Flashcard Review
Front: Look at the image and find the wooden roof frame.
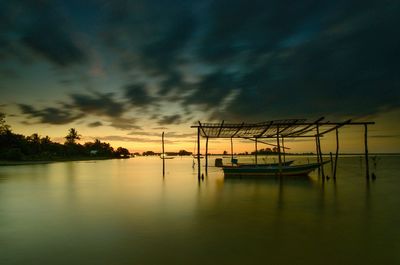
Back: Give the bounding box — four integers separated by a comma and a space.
191, 117, 375, 139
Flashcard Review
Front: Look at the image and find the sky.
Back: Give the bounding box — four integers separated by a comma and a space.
0, 0, 399, 153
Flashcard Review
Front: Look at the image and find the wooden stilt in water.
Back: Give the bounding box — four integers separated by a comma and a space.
316, 124, 325, 179
205, 137, 209, 175
315, 136, 320, 176
197, 127, 201, 179
364, 124, 370, 180
333, 129, 339, 179
282, 137, 286, 163
330, 152, 333, 175
277, 125, 282, 176
162, 131, 165, 177
230, 137, 234, 165
255, 138, 258, 165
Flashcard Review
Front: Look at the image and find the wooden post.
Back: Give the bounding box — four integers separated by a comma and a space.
315, 135, 320, 176
205, 137, 209, 175
315, 136, 320, 163
333, 128, 339, 179
197, 127, 201, 179
162, 132, 165, 177
277, 125, 282, 175
316, 124, 325, 178
255, 138, 258, 165
364, 124, 370, 180
282, 137, 286, 163
330, 152, 333, 175
230, 137, 234, 165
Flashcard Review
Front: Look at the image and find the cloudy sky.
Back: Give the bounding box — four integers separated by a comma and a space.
1, 0, 399, 153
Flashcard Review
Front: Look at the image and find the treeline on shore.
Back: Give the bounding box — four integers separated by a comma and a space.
0, 113, 130, 161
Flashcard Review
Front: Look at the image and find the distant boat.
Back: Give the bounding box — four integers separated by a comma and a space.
160, 153, 174, 159
193, 154, 204, 159
222, 162, 327, 177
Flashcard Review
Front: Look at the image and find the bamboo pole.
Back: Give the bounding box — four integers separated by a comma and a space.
330, 152, 333, 175
231, 137, 234, 165
315, 136, 320, 163
162, 132, 165, 177
277, 125, 282, 176
255, 138, 258, 165
334, 128, 339, 179
315, 135, 320, 176
364, 124, 370, 180
316, 124, 325, 178
205, 137, 209, 175
282, 137, 286, 163
197, 127, 201, 179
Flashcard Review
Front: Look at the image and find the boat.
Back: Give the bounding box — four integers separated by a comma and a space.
237, 160, 294, 167
192, 154, 204, 159
222, 162, 326, 177
160, 153, 174, 159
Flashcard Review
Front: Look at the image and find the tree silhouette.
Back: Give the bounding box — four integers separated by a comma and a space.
1, 122, 130, 161
115, 147, 130, 157
0, 112, 11, 134
65, 128, 81, 145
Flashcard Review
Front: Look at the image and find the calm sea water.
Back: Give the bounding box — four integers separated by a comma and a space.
1, 155, 399, 265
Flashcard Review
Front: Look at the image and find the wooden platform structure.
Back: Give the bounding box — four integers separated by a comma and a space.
191, 117, 375, 180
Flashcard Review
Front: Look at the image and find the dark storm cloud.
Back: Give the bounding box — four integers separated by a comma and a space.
197, 0, 319, 63
103, 0, 197, 96
22, 26, 86, 67
69, 92, 126, 117
4, 0, 400, 127
105, 0, 195, 71
183, 71, 237, 108
158, 114, 182, 125
18, 92, 139, 129
0, 1, 87, 67
88, 121, 103, 128
158, 70, 184, 96
184, 0, 400, 121
124, 84, 155, 107
109, 117, 141, 131
18, 104, 83, 125
139, 13, 195, 74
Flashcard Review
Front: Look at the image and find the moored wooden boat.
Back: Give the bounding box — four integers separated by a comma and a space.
237, 160, 294, 167
222, 162, 325, 177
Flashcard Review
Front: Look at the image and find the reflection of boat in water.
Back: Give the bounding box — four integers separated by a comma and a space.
160, 154, 174, 159
222, 162, 326, 177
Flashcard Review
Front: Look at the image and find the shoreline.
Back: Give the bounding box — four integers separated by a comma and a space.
0, 157, 128, 166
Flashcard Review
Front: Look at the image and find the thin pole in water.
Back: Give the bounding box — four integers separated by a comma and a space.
197, 127, 201, 179
277, 125, 282, 176
162, 132, 165, 177
255, 138, 258, 165
315, 135, 320, 176
316, 124, 325, 179
364, 124, 370, 180
230, 137, 234, 166
205, 137, 209, 175
334, 128, 339, 179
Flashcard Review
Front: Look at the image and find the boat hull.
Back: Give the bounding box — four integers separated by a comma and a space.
237, 160, 294, 167
222, 163, 323, 177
